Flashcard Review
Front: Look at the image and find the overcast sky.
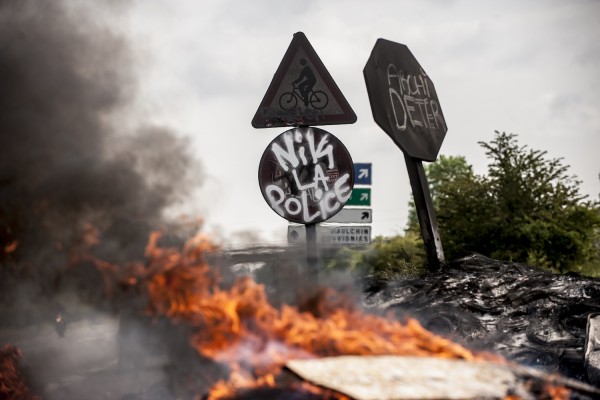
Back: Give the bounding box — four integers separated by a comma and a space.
103, 0, 599, 247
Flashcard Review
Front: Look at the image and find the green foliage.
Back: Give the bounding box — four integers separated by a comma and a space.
325, 234, 426, 279
406, 155, 474, 234
408, 131, 600, 274
363, 234, 427, 278
433, 172, 497, 258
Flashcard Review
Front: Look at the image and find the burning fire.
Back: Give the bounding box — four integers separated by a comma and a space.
128, 232, 520, 399
0, 345, 40, 400
1, 229, 570, 399
3, 240, 19, 254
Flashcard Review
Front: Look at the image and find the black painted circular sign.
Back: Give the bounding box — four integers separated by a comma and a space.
258, 127, 354, 224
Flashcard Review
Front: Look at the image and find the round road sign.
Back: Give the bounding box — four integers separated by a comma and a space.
258, 127, 354, 224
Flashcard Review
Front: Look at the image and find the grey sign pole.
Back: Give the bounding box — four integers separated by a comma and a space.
305, 222, 319, 284
404, 155, 444, 271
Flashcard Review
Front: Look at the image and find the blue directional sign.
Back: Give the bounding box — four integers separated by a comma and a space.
354, 163, 372, 185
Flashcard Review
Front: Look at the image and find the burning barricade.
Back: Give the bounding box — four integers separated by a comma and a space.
2, 231, 599, 399
104, 233, 596, 399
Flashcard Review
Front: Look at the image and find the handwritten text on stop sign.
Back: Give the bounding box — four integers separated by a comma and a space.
387, 65, 447, 133
264, 129, 351, 223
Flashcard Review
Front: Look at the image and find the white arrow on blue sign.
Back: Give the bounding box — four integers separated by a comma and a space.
354, 163, 372, 185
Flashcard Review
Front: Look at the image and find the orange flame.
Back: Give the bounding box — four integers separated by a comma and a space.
139, 233, 507, 398
0, 345, 41, 400
4, 240, 19, 254
89, 231, 569, 399
0, 219, 571, 399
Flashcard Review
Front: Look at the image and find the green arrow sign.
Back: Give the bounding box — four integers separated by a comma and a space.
346, 188, 371, 206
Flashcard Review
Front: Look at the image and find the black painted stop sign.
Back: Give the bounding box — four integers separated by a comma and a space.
364, 39, 447, 161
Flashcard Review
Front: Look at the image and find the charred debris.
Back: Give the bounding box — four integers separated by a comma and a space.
363, 253, 600, 387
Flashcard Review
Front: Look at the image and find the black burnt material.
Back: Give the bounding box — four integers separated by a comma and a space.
227, 388, 326, 400
363, 254, 600, 385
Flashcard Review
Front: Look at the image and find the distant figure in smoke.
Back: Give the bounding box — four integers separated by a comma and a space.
292, 58, 316, 106
55, 312, 66, 337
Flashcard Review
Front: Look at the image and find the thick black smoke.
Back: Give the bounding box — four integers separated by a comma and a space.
0, 1, 201, 294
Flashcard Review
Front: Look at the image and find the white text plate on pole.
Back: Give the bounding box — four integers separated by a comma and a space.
327, 208, 372, 223
288, 225, 372, 245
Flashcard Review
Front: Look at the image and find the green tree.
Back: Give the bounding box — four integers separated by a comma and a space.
325, 234, 426, 279
362, 234, 426, 278
410, 131, 600, 273
406, 155, 474, 234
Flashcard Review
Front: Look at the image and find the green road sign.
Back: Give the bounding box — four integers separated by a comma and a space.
347, 188, 371, 206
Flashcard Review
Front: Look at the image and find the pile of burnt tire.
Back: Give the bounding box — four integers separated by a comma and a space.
363, 254, 600, 391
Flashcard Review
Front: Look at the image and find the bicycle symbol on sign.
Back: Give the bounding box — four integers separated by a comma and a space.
279, 59, 329, 111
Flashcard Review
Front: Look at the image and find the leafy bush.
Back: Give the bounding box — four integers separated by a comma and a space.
408, 131, 600, 274
325, 234, 426, 279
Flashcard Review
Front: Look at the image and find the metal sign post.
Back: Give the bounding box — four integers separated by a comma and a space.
305, 223, 318, 280
253, 32, 357, 287
364, 38, 448, 271
404, 154, 444, 271
257, 126, 355, 284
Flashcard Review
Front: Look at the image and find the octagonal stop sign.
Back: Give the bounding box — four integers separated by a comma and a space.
364, 39, 447, 162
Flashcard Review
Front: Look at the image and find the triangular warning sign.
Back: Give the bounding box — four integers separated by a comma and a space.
252, 32, 357, 129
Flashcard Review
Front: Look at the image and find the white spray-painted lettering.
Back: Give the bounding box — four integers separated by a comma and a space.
387, 64, 447, 133
264, 128, 352, 223
271, 130, 334, 172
